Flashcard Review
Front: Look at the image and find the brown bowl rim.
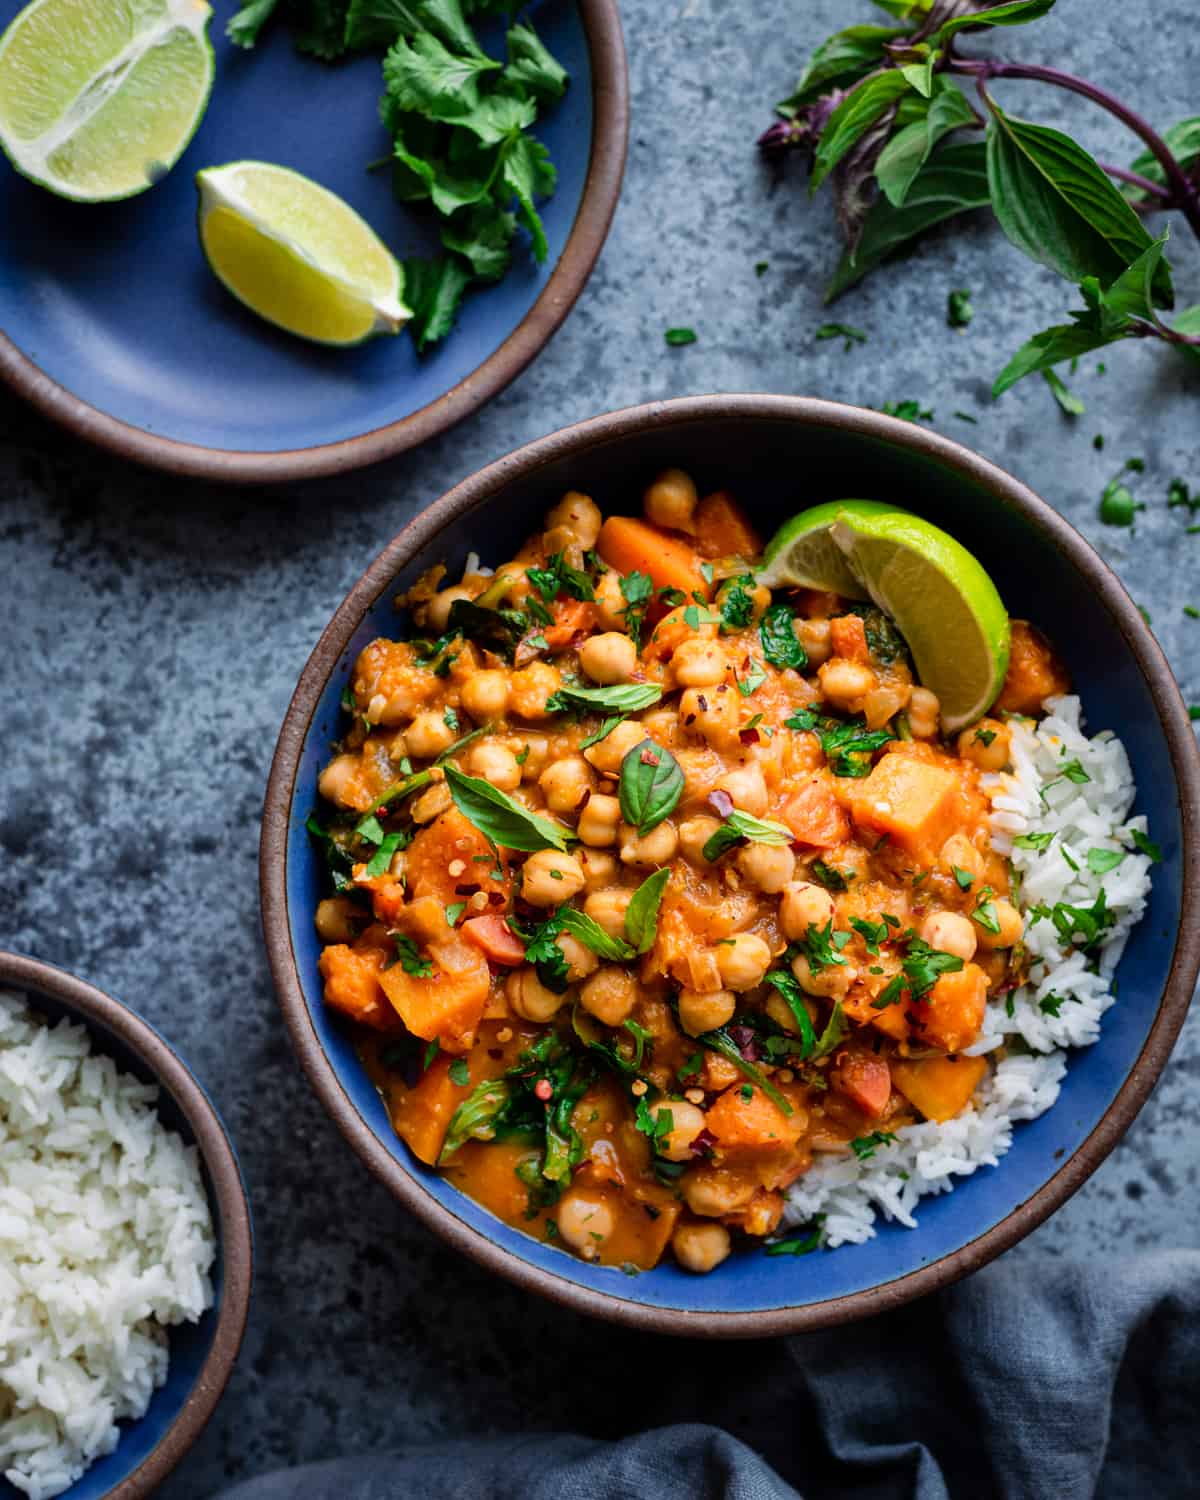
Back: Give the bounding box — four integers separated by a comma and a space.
0, 950, 254, 1494
0, 0, 629, 486
259, 393, 1200, 1338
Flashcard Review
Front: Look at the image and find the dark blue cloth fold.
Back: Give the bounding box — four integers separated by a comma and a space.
215, 1252, 1200, 1500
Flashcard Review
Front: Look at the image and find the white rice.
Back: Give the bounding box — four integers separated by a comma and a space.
0, 992, 216, 1500
782, 695, 1154, 1247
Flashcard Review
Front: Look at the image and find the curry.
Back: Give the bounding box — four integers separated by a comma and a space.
309, 471, 1069, 1275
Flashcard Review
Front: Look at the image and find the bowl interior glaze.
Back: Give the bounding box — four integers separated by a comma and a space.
270, 400, 1197, 1332
0, 960, 251, 1498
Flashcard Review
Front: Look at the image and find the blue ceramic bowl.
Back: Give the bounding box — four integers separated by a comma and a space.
0, 0, 627, 482
0, 952, 253, 1497
261, 396, 1200, 1336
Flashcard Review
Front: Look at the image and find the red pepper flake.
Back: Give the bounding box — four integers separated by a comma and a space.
739, 727, 760, 746
708, 788, 734, 819
488, 890, 507, 906
639, 746, 661, 767
534, 1078, 553, 1102
487, 1048, 503, 1060
454, 884, 481, 897
697, 694, 709, 712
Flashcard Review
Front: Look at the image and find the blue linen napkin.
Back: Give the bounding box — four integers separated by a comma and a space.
214, 1251, 1200, 1500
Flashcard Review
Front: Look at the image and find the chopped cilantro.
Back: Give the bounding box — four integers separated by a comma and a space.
810, 859, 854, 892
952, 866, 974, 891
947, 288, 973, 327
1128, 829, 1162, 862
392, 934, 433, 979
665, 326, 697, 346
816, 321, 868, 352
448, 1058, 470, 1087
850, 1130, 897, 1161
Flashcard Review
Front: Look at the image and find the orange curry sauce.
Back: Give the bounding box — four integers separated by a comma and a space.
311, 476, 1069, 1275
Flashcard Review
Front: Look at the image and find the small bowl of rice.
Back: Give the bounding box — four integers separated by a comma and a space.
0, 952, 252, 1500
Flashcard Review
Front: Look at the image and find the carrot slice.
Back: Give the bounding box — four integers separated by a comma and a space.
461, 915, 526, 967
597, 515, 711, 599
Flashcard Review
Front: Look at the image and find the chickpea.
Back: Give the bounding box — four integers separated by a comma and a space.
556, 1192, 615, 1253
672, 638, 728, 688
579, 968, 639, 1026
779, 881, 835, 940
584, 887, 633, 940
796, 618, 832, 669
539, 755, 595, 815
460, 669, 510, 723
521, 849, 585, 907
315, 896, 360, 943
939, 832, 985, 883
467, 740, 521, 791
713, 762, 768, 818
736, 842, 796, 894
975, 897, 1023, 950
506, 967, 569, 1023
516, 733, 551, 781
644, 467, 698, 533
424, 584, 473, 634
678, 816, 722, 865
583, 718, 646, 774
579, 631, 638, 685
593, 569, 627, 630
672, 1220, 732, 1274
716, 932, 772, 992
908, 686, 942, 740
580, 848, 619, 890
957, 718, 1012, 773
818, 657, 877, 709
620, 820, 679, 867
578, 793, 622, 847
677, 988, 736, 1037
317, 753, 361, 809
411, 782, 452, 824
684, 1168, 756, 1218
921, 910, 977, 961
544, 490, 602, 549
678, 685, 740, 750
651, 1099, 708, 1162
406, 711, 456, 760
509, 661, 562, 721
556, 932, 599, 983
791, 950, 855, 1000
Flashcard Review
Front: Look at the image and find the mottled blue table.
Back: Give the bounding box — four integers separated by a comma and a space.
1, 1, 1196, 1493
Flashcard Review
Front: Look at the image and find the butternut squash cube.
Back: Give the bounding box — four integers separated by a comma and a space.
379, 938, 491, 1052
845, 754, 960, 860
891, 1054, 988, 1123
908, 963, 988, 1053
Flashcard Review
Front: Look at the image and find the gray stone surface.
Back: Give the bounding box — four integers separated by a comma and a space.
1, 1, 1198, 1494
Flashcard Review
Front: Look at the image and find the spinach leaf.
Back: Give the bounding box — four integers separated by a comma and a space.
619, 740, 684, 835
759, 603, 809, 670
439, 1076, 513, 1161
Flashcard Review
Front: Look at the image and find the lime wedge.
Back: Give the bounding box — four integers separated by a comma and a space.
757, 499, 906, 595
829, 509, 1010, 732
0, 0, 214, 202
197, 161, 411, 347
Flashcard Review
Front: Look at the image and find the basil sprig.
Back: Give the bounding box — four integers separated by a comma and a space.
547, 682, 663, 714
624, 868, 670, 955
443, 765, 572, 852
702, 809, 794, 862
619, 740, 684, 836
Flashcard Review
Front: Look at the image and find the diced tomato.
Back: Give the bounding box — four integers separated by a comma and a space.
829, 1046, 892, 1119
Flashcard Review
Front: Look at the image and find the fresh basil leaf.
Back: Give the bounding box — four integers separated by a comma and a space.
1123, 116, 1200, 199
899, 48, 938, 100
875, 79, 977, 208
933, 0, 1057, 43
624, 868, 670, 955
778, 24, 907, 113
619, 740, 684, 836
992, 321, 1127, 396
557, 907, 635, 961
439, 1077, 513, 1162
1100, 232, 1172, 321
828, 141, 990, 299
702, 810, 794, 862
986, 108, 1170, 300
444, 765, 571, 851
365, 831, 406, 877
1043, 369, 1085, 415
579, 714, 625, 751
810, 1000, 849, 1059
759, 602, 809, 670
549, 682, 663, 714
811, 71, 914, 195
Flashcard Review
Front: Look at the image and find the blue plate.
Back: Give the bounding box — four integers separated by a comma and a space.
0, 0, 626, 480
0, 958, 253, 1499
264, 398, 1200, 1333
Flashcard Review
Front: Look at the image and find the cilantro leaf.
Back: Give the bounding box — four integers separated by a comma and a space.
759, 602, 808, 671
